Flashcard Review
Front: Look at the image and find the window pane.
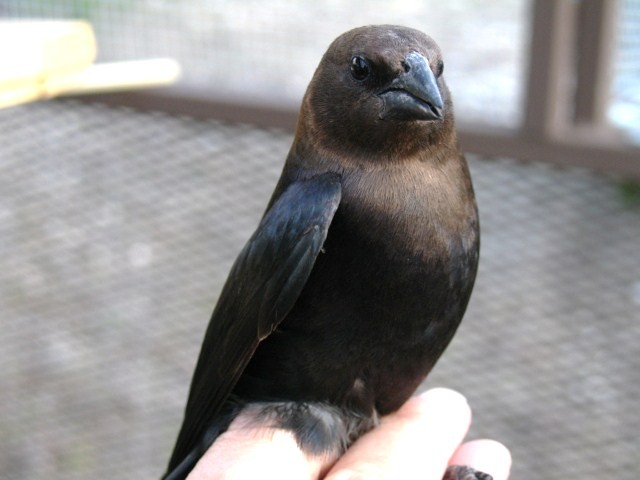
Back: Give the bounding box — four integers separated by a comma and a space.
610, 0, 640, 143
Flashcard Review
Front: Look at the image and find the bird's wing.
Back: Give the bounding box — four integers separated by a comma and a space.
168, 172, 342, 470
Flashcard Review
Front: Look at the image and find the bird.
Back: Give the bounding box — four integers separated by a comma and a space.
163, 25, 482, 480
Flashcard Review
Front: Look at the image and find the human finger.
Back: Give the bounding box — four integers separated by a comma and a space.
448, 439, 511, 480
325, 388, 472, 480
186, 413, 328, 480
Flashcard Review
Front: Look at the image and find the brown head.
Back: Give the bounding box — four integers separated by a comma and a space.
294, 25, 457, 163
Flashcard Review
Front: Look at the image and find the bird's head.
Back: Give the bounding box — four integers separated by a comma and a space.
296, 25, 456, 162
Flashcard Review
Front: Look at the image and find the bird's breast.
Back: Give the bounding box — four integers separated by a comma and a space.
242, 161, 478, 414
339, 164, 476, 264
294, 164, 478, 347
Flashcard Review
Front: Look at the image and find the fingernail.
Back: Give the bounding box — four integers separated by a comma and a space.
399, 388, 471, 424
454, 439, 512, 480
418, 388, 469, 408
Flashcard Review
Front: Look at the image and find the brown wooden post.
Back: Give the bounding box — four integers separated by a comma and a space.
574, 0, 618, 128
522, 0, 577, 139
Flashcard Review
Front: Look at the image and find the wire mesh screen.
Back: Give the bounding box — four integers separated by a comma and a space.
1, 100, 639, 480
1, 0, 529, 128
4, 0, 640, 140
1, 1, 640, 479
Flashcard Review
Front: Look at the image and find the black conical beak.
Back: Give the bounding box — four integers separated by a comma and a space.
378, 52, 444, 121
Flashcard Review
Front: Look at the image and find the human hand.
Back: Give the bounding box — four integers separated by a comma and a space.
186, 388, 511, 480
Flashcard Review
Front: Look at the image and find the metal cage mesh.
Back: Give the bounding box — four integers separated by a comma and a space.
1, 100, 639, 480
1, 0, 529, 127
3, 0, 639, 138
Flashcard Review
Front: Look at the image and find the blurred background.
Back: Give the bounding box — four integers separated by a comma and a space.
1, 1, 639, 479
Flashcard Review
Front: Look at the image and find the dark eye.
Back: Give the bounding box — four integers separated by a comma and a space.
350, 55, 370, 81
436, 59, 444, 77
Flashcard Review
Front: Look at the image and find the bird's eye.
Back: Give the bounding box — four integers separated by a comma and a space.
350, 56, 370, 81
436, 59, 444, 77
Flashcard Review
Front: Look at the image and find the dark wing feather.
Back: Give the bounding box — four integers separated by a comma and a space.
166, 173, 342, 473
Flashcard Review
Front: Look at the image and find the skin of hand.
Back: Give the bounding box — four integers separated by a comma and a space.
185, 388, 511, 480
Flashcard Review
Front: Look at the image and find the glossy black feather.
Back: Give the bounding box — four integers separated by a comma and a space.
165, 173, 341, 475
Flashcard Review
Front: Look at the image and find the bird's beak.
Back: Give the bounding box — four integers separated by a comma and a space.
378, 52, 444, 121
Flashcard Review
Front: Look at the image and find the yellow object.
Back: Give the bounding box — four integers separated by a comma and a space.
0, 20, 181, 108
58, 58, 182, 96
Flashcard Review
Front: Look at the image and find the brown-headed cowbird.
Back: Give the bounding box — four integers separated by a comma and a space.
163, 25, 482, 480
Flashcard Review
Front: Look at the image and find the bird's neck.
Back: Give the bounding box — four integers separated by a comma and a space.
293, 100, 458, 169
